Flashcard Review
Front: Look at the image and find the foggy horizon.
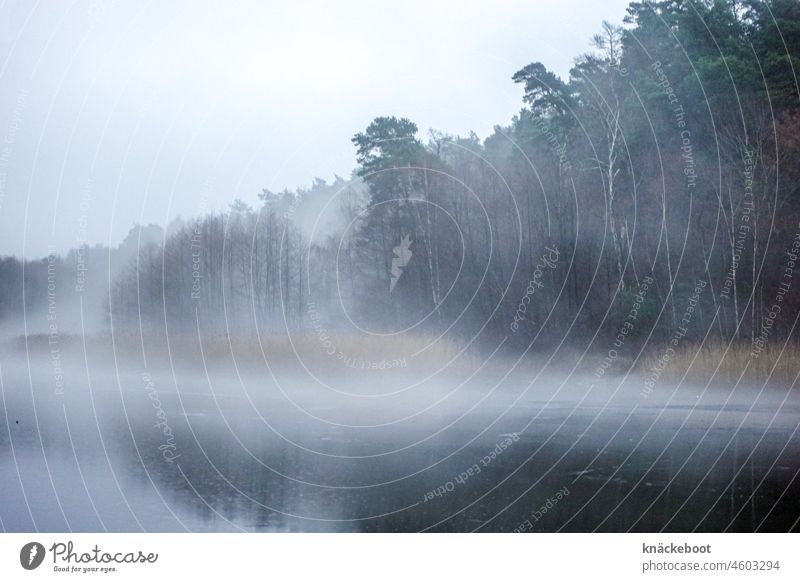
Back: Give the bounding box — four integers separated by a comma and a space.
0, 0, 631, 259
2, 0, 800, 560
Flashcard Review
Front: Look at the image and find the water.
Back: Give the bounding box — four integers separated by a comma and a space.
1, 352, 799, 532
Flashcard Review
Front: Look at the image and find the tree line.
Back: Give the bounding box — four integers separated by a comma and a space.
2, 0, 799, 356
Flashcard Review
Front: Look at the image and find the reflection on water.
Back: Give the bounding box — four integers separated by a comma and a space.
1, 357, 799, 532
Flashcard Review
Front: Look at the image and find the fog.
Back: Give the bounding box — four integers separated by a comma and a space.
2, 0, 800, 533
1, 336, 799, 532
0, 0, 631, 259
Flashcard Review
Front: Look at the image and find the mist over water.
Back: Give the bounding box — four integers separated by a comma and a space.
2, 338, 799, 532
2, 0, 800, 534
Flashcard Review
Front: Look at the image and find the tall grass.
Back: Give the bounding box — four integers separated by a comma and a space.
638, 341, 800, 389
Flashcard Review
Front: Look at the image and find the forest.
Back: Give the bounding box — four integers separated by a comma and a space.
2, 0, 800, 373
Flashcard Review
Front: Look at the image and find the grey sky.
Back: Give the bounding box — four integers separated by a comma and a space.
0, 0, 631, 258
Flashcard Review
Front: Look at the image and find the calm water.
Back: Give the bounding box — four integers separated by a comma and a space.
1, 354, 799, 532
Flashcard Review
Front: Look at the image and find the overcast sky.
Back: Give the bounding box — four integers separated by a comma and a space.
0, 0, 631, 258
